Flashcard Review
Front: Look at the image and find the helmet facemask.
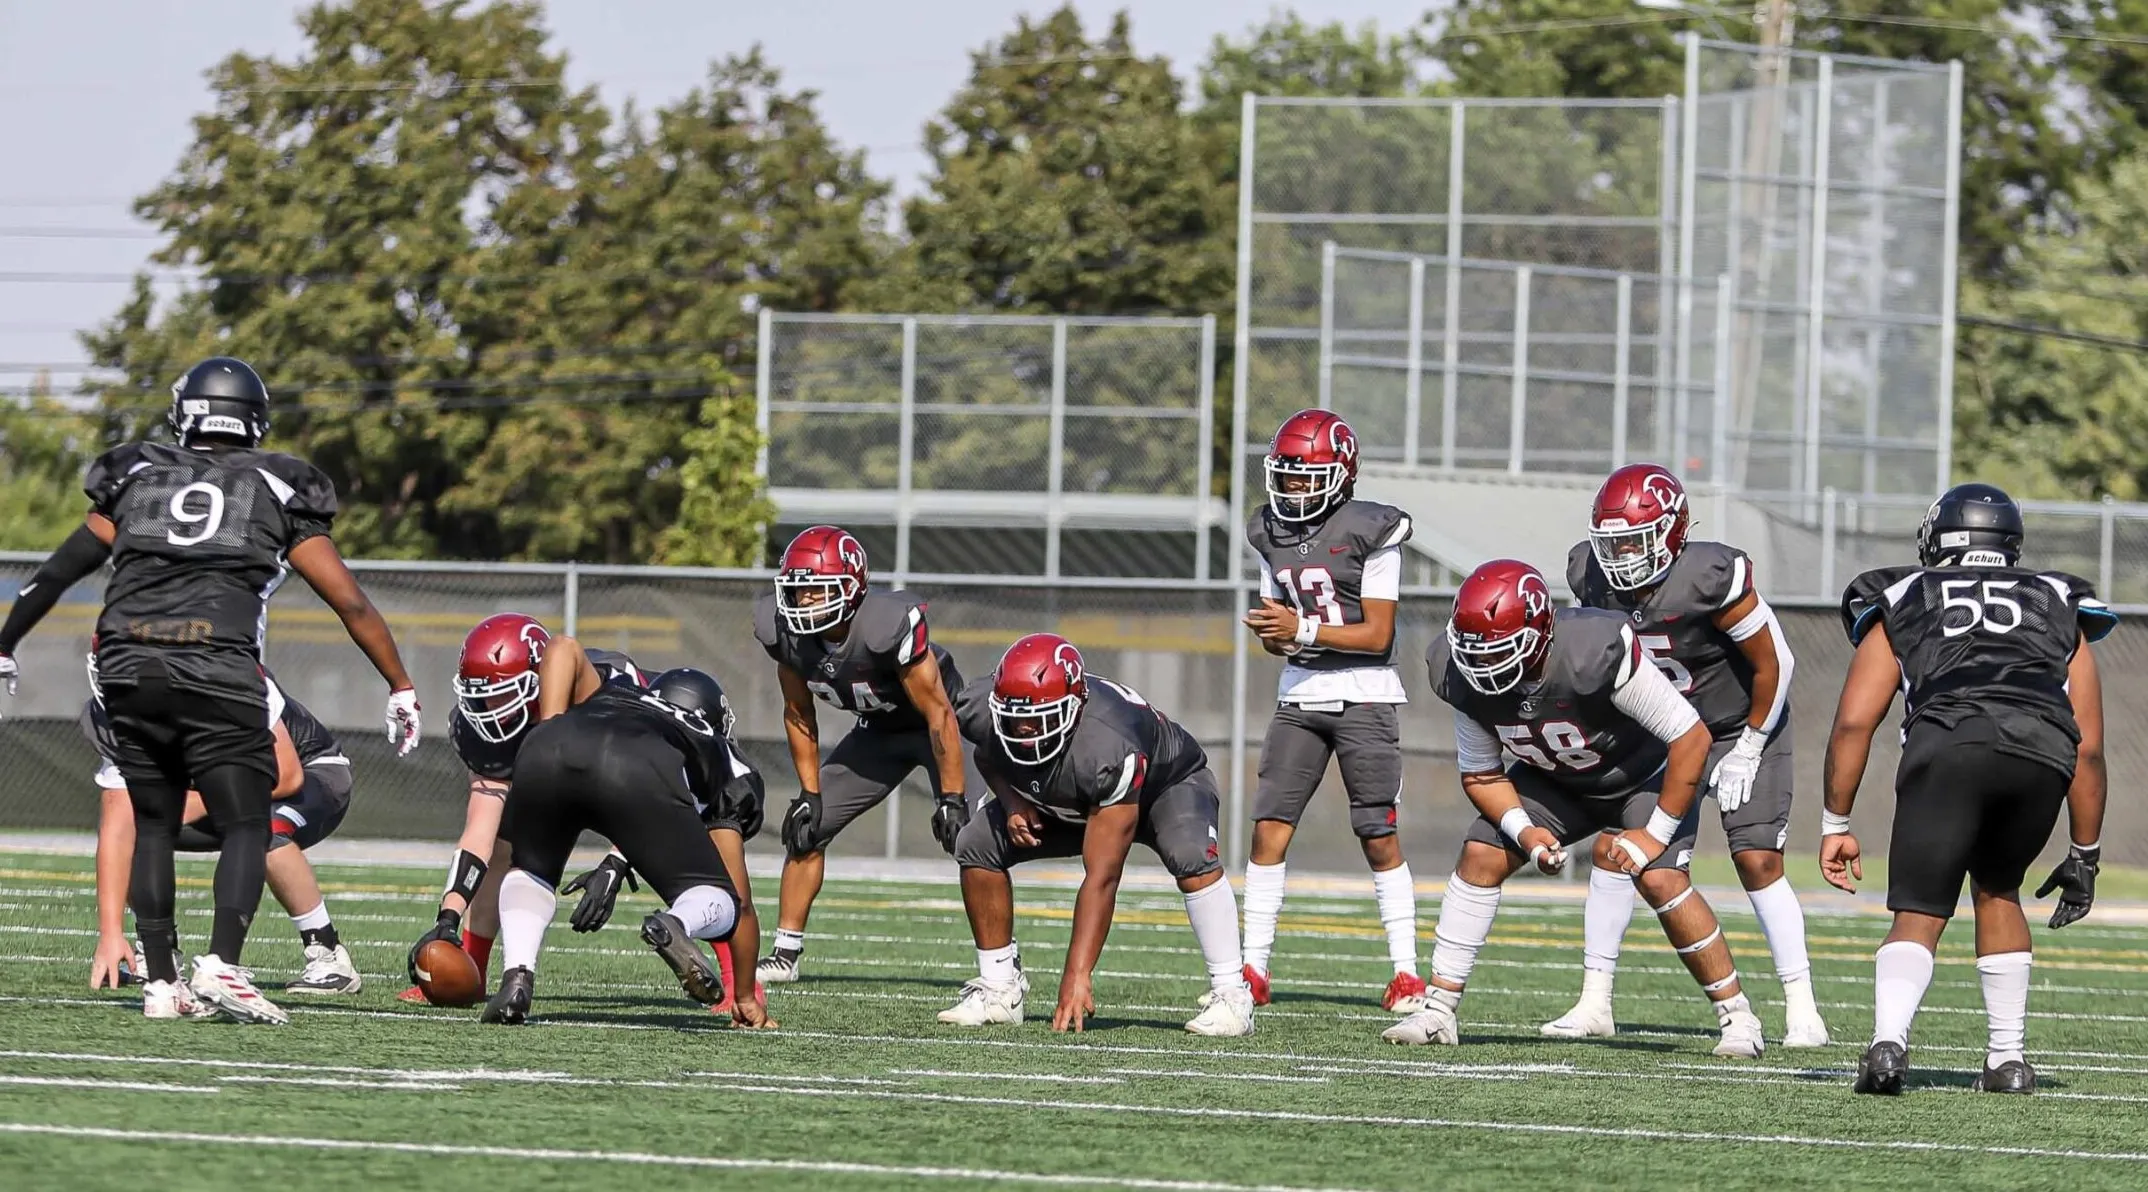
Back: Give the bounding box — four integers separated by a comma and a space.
989, 690, 1082, 766
1264, 455, 1348, 523
1588, 512, 1678, 591
775, 573, 859, 635
456, 670, 540, 744
1447, 620, 1544, 695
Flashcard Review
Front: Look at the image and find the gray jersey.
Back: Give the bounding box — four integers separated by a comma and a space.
1429, 606, 1664, 798
754, 589, 961, 735
1247, 499, 1412, 671
957, 673, 1206, 824
1568, 538, 1756, 737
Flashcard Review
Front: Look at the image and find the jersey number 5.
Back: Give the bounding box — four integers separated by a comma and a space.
1636, 633, 1693, 693
1940, 579, 2022, 637
809, 679, 893, 713
1497, 721, 1602, 771
1273, 566, 1344, 626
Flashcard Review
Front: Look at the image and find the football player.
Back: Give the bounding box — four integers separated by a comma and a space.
1545, 465, 1826, 1047
753, 526, 972, 986
1386, 559, 1765, 1057
479, 672, 770, 1028
937, 633, 1254, 1036
85, 674, 363, 1004
399, 614, 645, 1004
0, 357, 418, 1025
1824, 484, 2112, 1096
1240, 409, 1425, 1013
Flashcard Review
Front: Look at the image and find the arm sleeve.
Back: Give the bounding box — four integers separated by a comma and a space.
0, 524, 111, 653
1611, 655, 1703, 744
1360, 546, 1402, 601
1734, 605, 1794, 733
1452, 710, 1505, 773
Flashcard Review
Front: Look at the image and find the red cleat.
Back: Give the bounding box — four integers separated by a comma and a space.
1243, 964, 1272, 1007
1381, 970, 1429, 1012
398, 984, 432, 1005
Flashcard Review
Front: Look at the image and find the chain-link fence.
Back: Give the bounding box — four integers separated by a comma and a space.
758, 311, 1224, 581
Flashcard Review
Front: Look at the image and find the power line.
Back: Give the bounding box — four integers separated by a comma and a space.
1959, 314, 2148, 355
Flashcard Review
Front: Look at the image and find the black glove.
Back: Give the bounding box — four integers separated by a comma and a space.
407, 909, 463, 985
930, 791, 970, 855
2036, 843, 2100, 929
560, 854, 638, 933
781, 790, 823, 860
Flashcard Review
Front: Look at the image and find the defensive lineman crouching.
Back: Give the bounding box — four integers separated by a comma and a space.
938, 633, 1255, 1036
1386, 559, 1765, 1057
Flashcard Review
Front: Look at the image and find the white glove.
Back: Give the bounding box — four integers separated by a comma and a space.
386, 687, 422, 757
0, 652, 18, 713
1709, 726, 1768, 813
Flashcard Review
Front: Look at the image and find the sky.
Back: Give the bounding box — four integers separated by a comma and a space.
0, 0, 1442, 392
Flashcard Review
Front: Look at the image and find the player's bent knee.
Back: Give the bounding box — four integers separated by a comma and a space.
1454, 840, 1516, 887
1176, 869, 1222, 894
1635, 868, 1691, 908
1732, 848, 1784, 887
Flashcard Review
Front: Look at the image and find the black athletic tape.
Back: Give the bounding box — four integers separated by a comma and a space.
445, 849, 488, 900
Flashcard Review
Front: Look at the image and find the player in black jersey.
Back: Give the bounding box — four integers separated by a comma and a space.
399, 612, 645, 1004
0, 357, 417, 1025
752, 525, 973, 986
1241, 409, 1425, 1014
1823, 484, 2112, 1096
1548, 464, 1827, 1047
1388, 559, 1766, 1057
940, 634, 1254, 1036
478, 679, 772, 1028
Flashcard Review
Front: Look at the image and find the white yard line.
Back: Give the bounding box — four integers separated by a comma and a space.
0, 1074, 218, 1094
893, 1069, 1128, 1085
1104, 1069, 1332, 1084
215, 1075, 463, 1091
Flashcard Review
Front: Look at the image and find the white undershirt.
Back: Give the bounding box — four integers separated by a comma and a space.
1262, 545, 1408, 705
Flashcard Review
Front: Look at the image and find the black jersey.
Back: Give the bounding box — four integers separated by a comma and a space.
85, 441, 336, 701
1569, 538, 1757, 737
1246, 499, 1412, 671
449, 648, 642, 782
753, 589, 961, 734
1429, 606, 1665, 799
549, 682, 739, 813
956, 673, 1206, 824
81, 685, 342, 769
1842, 565, 2116, 776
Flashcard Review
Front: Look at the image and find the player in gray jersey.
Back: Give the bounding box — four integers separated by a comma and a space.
1240, 408, 1425, 1014
937, 634, 1254, 1037
1384, 559, 1766, 1058
1823, 484, 2112, 1096
752, 526, 974, 986
1545, 464, 1827, 1047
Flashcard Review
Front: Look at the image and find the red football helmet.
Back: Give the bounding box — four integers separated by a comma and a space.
1588, 464, 1690, 591
1447, 559, 1556, 695
456, 613, 552, 743
1265, 408, 1359, 523
774, 525, 869, 635
989, 632, 1089, 766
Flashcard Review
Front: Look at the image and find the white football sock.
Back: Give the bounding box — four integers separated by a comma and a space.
1713, 991, 1753, 1024
1371, 862, 1419, 976
773, 928, 805, 954
668, 884, 739, 941
289, 900, 332, 934
1746, 874, 1813, 985
1872, 939, 1935, 1048
1184, 879, 1249, 994
977, 943, 1020, 985
1240, 861, 1286, 974
1429, 875, 1503, 995
1977, 950, 2032, 1067
496, 869, 557, 973
1582, 865, 1636, 975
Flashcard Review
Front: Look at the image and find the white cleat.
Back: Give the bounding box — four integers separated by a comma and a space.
936, 976, 1027, 1026
756, 949, 802, 986
141, 978, 215, 1020
1381, 1002, 1460, 1046
285, 943, 362, 995
189, 954, 290, 1026
1713, 1008, 1767, 1059
1185, 986, 1256, 1037
1783, 1007, 1832, 1049
1541, 997, 1617, 1039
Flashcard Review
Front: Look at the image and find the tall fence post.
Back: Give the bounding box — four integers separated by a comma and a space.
1442, 102, 1466, 470
1934, 60, 1964, 495
1228, 95, 1258, 872
1657, 93, 1680, 461
1819, 487, 1838, 602
1195, 315, 1217, 581
1711, 275, 1733, 487
1228, 575, 1251, 869
1612, 273, 1633, 470
1046, 319, 1068, 581
896, 316, 917, 583
563, 561, 580, 638
1508, 265, 1531, 474
1675, 33, 1700, 473
1318, 240, 1337, 411
1802, 55, 1834, 515
2101, 495, 2118, 601
1404, 256, 1426, 467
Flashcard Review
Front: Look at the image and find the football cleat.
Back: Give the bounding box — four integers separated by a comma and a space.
1381, 971, 1428, 1014
1243, 964, 1271, 1007
757, 947, 803, 985
1541, 997, 1617, 1039
397, 984, 432, 1004
642, 912, 723, 1005
189, 954, 289, 1026
1185, 986, 1256, 1037
481, 966, 535, 1025
1854, 1040, 1908, 1096
1381, 1002, 1460, 1046
1973, 1059, 2036, 1094
141, 978, 216, 1021
936, 976, 1028, 1026
1712, 1007, 1766, 1059
1783, 1006, 1831, 1049
285, 943, 362, 995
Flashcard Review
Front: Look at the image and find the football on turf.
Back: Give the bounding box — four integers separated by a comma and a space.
414, 939, 484, 1007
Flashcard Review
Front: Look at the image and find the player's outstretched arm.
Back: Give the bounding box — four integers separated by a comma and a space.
2039, 636, 2106, 928
1817, 624, 1898, 892
270, 721, 304, 798
1602, 652, 1707, 872
90, 785, 135, 988
776, 665, 822, 794
534, 634, 603, 720
0, 522, 111, 668
287, 537, 418, 750
899, 650, 968, 811
1058, 801, 1140, 1032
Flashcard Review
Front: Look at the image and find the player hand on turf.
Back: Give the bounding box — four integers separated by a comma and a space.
1596, 828, 1663, 877
561, 854, 638, 933
780, 790, 822, 859
1052, 972, 1096, 1033
89, 933, 133, 990
1709, 727, 1767, 813
2036, 843, 2099, 929
386, 687, 422, 756
930, 792, 970, 855
0, 652, 18, 706
731, 990, 779, 1030
1818, 831, 1863, 894
1518, 826, 1567, 875
407, 910, 463, 985
1242, 598, 1301, 645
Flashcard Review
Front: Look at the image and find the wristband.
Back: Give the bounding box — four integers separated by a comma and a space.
1820, 810, 1852, 836
1294, 616, 1321, 646
1498, 807, 1534, 846
1644, 806, 1682, 845
2072, 840, 2101, 859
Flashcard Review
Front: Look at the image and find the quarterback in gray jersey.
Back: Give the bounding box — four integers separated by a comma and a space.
935, 633, 1255, 1037
1240, 408, 1425, 1015
1548, 464, 1828, 1048
1384, 559, 1767, 1060
752, 526, 973, 988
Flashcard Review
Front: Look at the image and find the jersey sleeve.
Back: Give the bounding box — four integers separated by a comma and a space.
1089, 750, 1147, 812
2047, 572, 2119, 644
1677, 540, 1754, 611
750, 593, 785, 662
1244, 510, 1272, 554
1351, 503, 1413, 554
81, 444, 146, 515
1840, 567, 1909, 645
1609, 653, 1703, 743
1566, 610, 1644, 698
260, 455, 338, 545
1565, 541, 1595, 603
953, 674, 996, 748
1424, 635, 1463, 706
858, 593, 932, 668
1452, 709, 1503, 773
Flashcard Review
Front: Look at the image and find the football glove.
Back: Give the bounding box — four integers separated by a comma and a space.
781, 790, 823, 859
386, 687, 422, 756
560, 854, 638, 933
930, 792, 970, 855
0, 652, 17, 704
2036, 843, 2099, 930
406, 909, 464, 985
1708, 726, 1768, 813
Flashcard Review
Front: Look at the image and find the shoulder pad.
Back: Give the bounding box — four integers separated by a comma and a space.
751, 592, 783, 654
1677, 540, 1754, 611
1245, 508, 1274, 552
259, 454, 339, 520
954, 675, 996, 746
859, 591, 931, 662
1841, 566, 1917, 645
450, 710, 516, 781
83, 443, 151, 512
1556, 607, 1640, 696
2045, 571, 2119, 644
586, 648, 644, 688
1424, 634, 1462, 705
1345, 501, 1413, 552
1565, 541, 1595, 603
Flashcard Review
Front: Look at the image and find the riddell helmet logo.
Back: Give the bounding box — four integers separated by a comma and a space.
1517, 572, 1551, 619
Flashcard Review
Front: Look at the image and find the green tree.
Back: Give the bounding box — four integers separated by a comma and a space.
0, 378, 100, 551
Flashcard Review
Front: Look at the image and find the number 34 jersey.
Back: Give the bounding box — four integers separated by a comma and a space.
84, 441, 337, 697
1842, 564, 2117, 776
1247, 498, 1413, 704
753, 589, 962, 735
1567, 538, 1756, 738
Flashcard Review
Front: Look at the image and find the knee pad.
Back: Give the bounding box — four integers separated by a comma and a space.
1351, 800, 1400, 840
